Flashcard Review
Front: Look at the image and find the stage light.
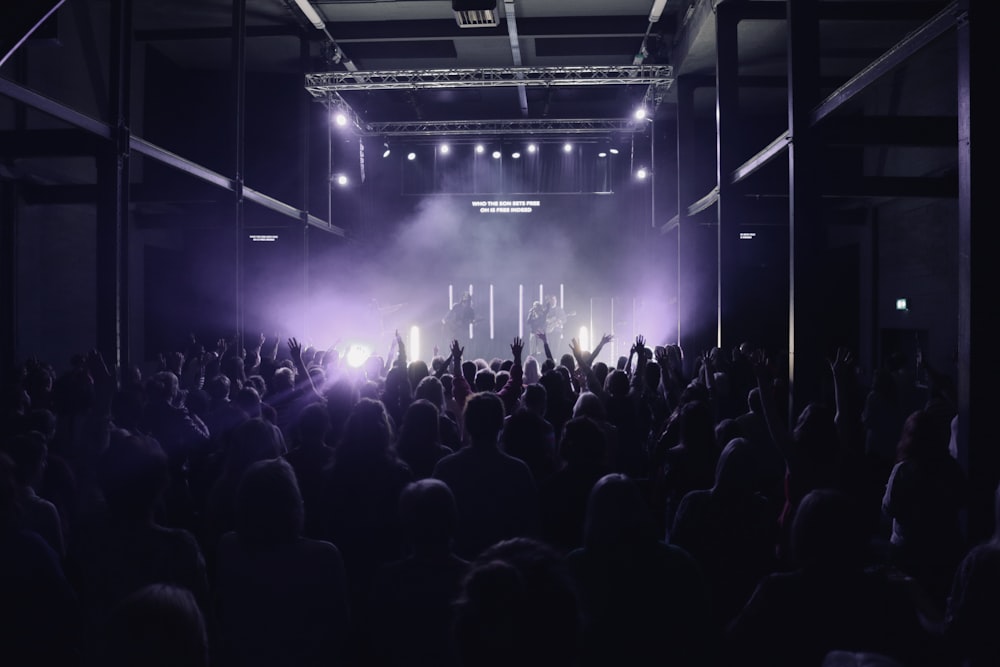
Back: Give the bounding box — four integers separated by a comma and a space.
563, 143, 573, 153
492, 150, 502, 159
335, 174, 348, 186
334, 112, 348, 127
579, 326, 591, 353
527, 143, 537, 153
511, 152, 521, 159
476, 144, 485, 154
293, 0, 326, 29
609, 148, 620, 154
636, 167, 648, 179
598, 152, 607, 158
346, 344, 370, 368
409, 326, 420, 363
382, 143, 391, 158
439, 143, 450, 155
634, 107, 647, 120
407, 152, 416, 161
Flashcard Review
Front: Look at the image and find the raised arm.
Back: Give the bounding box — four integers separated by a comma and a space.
535, 331, 554, 363
288, 337, 323, 401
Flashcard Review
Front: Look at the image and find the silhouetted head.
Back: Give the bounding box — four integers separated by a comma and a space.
145, 371, 180, 405
712, 437, 760, 497
523, 357, 540, 385
399, 478, 458, 551
521, 383, 547, 415
235, 457, 303, 546
103, 583, 208, 667
294, 401, 330, 447
465, 392, 505, 444
224, 418, 282, 478
408, 360, 430, 389
99, 432, 169, 522
583, 473, 658, 549
233, 386, 262, 419
474, 369, 496, 393
896, 408, 952, 463
6, 431, 47, 487
398, 399, 440, 453
790, 488, 867, 572
559, 354, 576, 373
679, 400, 715, 451
454, 537, 580, 667
414, 375, 445, 411
205, 374, 231, 401
336, 398, 395, 467
559, 417, 607, 468
604, 369, 629, 398
572, 392, 606, 422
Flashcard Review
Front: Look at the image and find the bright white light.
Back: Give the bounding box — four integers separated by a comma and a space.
563, 143, 572, 153
634, 107, 647, 120
407, 152, 416, 161
598, 152, 607, 158
527, 144, 537, 153
492, 150, 501, 159
335, 174, 348, 186
579, 326, 590, 353
294, 0, 326, 29
409, 326, 420, 363
346, 344, 370, 368
609, 148, 620, 154
475, 144, 485, 154
636, 167, 648, 179
334, 112, 348, 126
439, 144, 450, 154
382, 144, 391, 158
511, 152, 521, 159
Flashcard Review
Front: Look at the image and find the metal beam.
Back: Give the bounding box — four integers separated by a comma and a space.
810, 1, 958, 126
0, 79, 344, 236
688, 186, 719, 216
365, 118, 649, 137
731, 130, 791, 185
305, 65, 674, 95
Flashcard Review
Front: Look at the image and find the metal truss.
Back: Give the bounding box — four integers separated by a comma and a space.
305, 65, 674, 95
361, 118, 650, 137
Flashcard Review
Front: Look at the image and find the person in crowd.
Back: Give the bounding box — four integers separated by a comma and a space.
433, 389, 540, 559
883, 406, 968, 608
396, 398, 453, 480
502, 382, 557, 483
726, 488, 932, 667
453, 537, 582, 667
283, 400, 334, 538
368, 479, 469, 667
216, 458, 350, 667
567, 473, 712, 667
946, 480, 1000, 667
101, 583, 209, 667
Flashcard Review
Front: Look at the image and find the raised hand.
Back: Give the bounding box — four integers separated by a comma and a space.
535, 330, 547, 344
634, 335, 646, 356
510, 337, 524, 364
450, 339, 464, 361
288, 337, 303, 364
828, 347, 855, 378
600, 333, 614, 346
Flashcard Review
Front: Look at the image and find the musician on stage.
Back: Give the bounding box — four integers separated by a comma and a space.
443, 292, 476, 341
528, 295, 568, 354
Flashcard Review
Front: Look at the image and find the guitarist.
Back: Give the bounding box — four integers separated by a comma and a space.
443, 292, 476, 341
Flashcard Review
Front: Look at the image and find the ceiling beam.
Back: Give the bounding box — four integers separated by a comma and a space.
364, 118, 649, 137
305, 65, 674, 95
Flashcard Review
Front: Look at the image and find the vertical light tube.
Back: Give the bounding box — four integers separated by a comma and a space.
610, 298, 615, 361
539, 283, 544, 305
590, 298, 594, 349
560, 283, 564, 309
518, 284, 524, 339
468, 284, 474, 339
410, 325, 420, 364
449, 284, 454, 311
489, 284, 495, 340
579, 326, 590, 353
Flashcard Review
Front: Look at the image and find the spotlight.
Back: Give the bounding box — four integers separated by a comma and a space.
598, 152, 607, 158
527, 143, 537, 153
335, 174, 348, 186
409, 326, 420, 363
634, 107, 647, 120
439, 144, 450, 155
512, 152, 521, 159
407, 152, 416, 161
475, 144, 485, 154
563, 143, 572, 153
609, 148, 620, 155
636, 167, 648, 180
334, 112, 348, 127
492, 150, 501, 159
382, 143, 391, 158
345, 344, 370, 368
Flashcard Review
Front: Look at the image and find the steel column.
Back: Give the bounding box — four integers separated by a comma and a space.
715, 0, 740, 350
787, 0, 823, 420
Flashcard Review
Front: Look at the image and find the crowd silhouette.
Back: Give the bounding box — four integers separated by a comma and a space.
0, 326, 995, 666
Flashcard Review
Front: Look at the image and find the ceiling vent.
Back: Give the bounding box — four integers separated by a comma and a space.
453, 0, 499, 28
